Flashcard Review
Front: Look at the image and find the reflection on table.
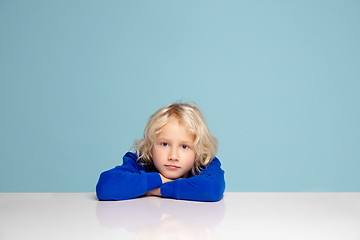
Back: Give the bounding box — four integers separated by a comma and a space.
96, 196, 225, 240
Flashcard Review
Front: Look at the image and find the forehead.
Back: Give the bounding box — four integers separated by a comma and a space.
157, 120, 195, 142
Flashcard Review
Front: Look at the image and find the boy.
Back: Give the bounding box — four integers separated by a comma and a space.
96, 102, 225, 201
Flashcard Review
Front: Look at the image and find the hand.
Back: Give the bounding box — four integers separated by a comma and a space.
144, 187, 161, 196
159, 173, 176, 184
144, 173, 177, 197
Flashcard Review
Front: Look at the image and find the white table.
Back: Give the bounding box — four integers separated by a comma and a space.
0, 192, 359, 240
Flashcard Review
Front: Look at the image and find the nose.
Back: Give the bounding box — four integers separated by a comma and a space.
168, 147, 179, 161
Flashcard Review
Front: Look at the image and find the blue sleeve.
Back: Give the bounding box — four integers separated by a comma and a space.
160, 157, 226, 202
96, 152, 163, 201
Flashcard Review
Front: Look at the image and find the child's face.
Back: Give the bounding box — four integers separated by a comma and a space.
152, 119, 196, 179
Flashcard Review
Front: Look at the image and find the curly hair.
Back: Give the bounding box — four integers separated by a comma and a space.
132, 101, 218, 175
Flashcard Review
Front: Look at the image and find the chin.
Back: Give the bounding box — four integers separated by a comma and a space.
163, 172, 182, 180
167, 175, 182, 180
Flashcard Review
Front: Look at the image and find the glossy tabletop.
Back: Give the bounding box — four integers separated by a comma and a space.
0, 192, 359, 239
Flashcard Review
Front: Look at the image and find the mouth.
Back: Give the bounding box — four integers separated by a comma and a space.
165, 165, 180, 170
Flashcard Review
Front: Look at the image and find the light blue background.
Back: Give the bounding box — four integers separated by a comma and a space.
1, 1, 359, 192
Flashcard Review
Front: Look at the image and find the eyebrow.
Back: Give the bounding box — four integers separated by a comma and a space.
156, 138, 193, 145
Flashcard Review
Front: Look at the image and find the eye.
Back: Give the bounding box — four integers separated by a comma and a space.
161, 142, 168, 147
181, 145, 188, 149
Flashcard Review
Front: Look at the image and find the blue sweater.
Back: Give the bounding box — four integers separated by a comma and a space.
96, 152, 225, 202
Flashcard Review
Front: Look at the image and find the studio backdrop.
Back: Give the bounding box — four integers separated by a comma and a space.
1, 0, 359, 192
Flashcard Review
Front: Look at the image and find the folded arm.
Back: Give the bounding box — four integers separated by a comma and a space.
96, 153, 225, 202
96, 152, 162, 200
160, 157, 226, 202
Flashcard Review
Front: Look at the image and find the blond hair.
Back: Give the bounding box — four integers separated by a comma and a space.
133, 101, 218, 175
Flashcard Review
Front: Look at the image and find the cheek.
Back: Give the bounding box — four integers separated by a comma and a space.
184, 152, 196, 169
152, 147, 164, 165
152, 147, 159, 163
